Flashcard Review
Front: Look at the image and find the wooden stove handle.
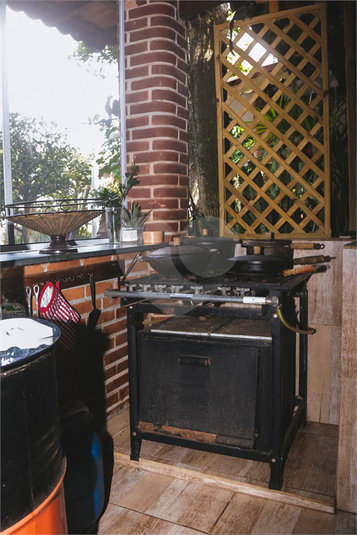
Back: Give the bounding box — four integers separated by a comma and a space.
293, 255, 334, 265
283, 264, 330, 276
290, 243, 325, 250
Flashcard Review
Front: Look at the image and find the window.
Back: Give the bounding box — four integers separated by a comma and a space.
0, 4, 119, 245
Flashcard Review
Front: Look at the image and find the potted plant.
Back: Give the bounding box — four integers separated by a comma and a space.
120, 202, 151, 244
92, 164, 140, 242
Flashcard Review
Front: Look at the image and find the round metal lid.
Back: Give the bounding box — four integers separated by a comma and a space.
148, 244, 211, 258
0, 318, 61, 372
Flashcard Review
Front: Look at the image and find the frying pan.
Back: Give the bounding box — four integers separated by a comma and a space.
140, 244, 215, 278
241, 238, 325, 261
228, 255, 293, 274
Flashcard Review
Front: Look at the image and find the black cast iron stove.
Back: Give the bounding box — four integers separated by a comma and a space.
107, 270, 311, 490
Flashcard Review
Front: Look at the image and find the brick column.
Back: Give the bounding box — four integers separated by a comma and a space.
125, 0, 189, 238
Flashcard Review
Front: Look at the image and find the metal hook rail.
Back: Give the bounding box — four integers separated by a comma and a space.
1, 260, 125, 301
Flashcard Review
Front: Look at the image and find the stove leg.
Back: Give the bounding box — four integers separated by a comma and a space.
299, 289, 309, 428
269, 290, 284, 491
130, 435, 142, 461
269, 459, 283, 490
127, 304, 143, 462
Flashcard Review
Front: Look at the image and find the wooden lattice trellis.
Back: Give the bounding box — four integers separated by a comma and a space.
214, 3, 330, 238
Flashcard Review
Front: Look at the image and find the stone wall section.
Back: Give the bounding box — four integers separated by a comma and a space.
125, 0, 189, 238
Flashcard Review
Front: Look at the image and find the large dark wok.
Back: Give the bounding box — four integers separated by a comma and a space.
140, 243, 215, 278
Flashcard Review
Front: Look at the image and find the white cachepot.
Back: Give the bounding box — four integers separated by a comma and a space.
120, 226, 144, 245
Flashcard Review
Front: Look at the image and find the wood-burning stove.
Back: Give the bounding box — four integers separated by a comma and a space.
107, 271, 311, 490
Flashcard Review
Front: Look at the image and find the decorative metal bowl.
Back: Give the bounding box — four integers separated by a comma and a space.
5, 199, 102, 254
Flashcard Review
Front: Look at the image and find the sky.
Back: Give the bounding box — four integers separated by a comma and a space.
3, 7, 119, 157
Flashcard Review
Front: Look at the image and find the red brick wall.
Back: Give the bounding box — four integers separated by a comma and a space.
1, 256, 151, 424
125, 0, 189, 239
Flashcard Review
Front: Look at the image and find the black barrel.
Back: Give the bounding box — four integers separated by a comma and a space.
1, 318, 64, 532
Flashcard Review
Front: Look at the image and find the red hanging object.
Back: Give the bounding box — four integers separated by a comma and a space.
39, 282, 80, 350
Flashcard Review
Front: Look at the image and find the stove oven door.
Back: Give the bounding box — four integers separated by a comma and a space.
137, 320, 267, 449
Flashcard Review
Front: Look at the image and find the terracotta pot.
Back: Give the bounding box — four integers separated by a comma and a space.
143, 231, 164, 245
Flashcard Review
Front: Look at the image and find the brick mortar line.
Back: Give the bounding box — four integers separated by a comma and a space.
101, 321, 127, 332
66, 295, 121, 306
105, 369, 129, 386
106, 397, 129, 415
105, 379, 129, 394
111, 354, 129, 367
128, 34, 186, 46
127, 119, 188, 128
109, 340, 128, 352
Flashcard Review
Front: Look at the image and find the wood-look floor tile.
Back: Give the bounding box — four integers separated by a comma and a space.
333, 511, 357, 534
153, 444, 195, 463
174, 484, 234, 532
198, 454, 268, 488
106, 410, 129, 438
211, 492, 266, 535
98, 505, 140, 534
293, 507, 336, 534
176, 447, 219, 470
143, 474, 233, 532
203, 452, 254, 477
144, 517, 204, 535
250, 501, 301, 534
146, 479, 201, 523
98, 503, 117, 534
140, 439, 166, 458
165, 523, 207, 535
109, 465, 147, 505
237, 459, 271, 482
99, 503, 206, 535
127, 514, 187, 535
99, 505, 154, 535
282, 487, 335, 506
282, 433, 337, 496
113, 427, 130, 452
118, 471, 174, 512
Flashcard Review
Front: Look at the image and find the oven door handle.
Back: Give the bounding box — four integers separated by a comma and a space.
179, 355, 211, 367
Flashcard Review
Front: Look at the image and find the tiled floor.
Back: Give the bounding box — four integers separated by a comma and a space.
97, 410, 356, 535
